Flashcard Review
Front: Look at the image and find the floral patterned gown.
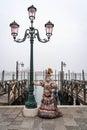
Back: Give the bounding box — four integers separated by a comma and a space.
38, 79, 63, 119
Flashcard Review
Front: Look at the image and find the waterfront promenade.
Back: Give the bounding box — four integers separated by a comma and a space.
0, 106, 87, 130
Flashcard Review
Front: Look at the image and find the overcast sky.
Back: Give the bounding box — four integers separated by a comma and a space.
0, 0, 87, 73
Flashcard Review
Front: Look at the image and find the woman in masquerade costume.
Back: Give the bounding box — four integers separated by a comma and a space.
33, 68, 63, 119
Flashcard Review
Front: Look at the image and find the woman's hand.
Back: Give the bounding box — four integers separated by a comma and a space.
32, 81, 35, 85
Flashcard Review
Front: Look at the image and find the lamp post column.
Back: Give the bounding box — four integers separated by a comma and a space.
25, 33, 37, 108
30, 34, 34, 95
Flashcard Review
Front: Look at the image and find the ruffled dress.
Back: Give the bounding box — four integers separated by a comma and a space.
38, 80, 63, 119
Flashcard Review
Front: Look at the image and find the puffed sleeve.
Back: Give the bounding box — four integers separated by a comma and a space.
51, 82, 58, 89
40, 81, 45, 87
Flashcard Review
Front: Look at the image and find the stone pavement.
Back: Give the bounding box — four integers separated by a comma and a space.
0, 106, 87, 130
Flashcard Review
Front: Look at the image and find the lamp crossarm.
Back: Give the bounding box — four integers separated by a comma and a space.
14, 28, 50, 43
35, 29, 49, 43
14, 29, 30, 43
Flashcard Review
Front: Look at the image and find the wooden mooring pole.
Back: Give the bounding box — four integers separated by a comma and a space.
16, 61, 18, 81
1, 70, 5, 82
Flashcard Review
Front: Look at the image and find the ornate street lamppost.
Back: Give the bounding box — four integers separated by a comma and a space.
10, 5, 54, 109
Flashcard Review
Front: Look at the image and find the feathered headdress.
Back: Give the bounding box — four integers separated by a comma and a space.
47, 68, 53, 74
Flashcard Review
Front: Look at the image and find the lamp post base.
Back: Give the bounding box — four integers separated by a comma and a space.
23, 106, 38, 117
25, 94, 37, 108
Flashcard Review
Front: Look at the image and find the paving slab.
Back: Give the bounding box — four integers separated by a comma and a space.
0, 106, 87, 130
